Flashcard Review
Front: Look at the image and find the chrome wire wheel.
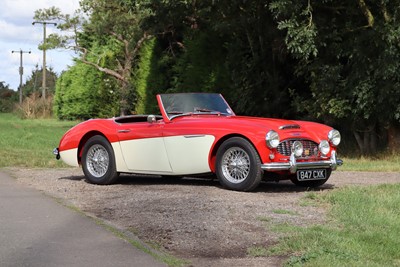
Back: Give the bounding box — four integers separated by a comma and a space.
86, 144, 110, 178
221, 147, 251, 184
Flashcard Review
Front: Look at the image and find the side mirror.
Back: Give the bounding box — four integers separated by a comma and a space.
147, 115, 156, 123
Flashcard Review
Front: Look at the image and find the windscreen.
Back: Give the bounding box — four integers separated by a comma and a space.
159, 93, 234, 119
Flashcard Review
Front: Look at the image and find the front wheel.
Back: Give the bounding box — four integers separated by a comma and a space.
215, 137, 262, 191
82, 135, 119, 185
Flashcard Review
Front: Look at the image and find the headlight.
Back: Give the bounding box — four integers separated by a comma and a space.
328, 129, 341, 146
266, 130, 280, 148
319, 140, 330, 156
291, 141, 303, 158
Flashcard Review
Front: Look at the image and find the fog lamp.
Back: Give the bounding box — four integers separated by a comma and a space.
291, 141, 303, 158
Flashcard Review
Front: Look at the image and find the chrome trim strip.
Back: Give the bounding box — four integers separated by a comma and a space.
184, 135, 206, 138
261, 151, 343, 173
118, 129, 131, 133
279, 124, 301, 130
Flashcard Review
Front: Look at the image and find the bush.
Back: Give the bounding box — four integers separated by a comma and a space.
15, 93, 53, 119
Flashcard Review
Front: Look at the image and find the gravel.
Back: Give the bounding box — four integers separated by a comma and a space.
6, 168, 400, 266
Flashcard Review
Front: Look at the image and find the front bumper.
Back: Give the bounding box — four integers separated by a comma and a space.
261, 150, 343, 173
53, 147, 60, 160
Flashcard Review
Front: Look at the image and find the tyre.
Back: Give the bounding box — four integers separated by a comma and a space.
82, 135, 119, 185
290, 169, 332, 188
215, 137, 262, 191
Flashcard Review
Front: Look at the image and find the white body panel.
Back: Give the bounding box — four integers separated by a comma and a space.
116, 135, 215, 175
112, 142, 129, 173
59, 148, 79, 167
164, 135, 215, 174
119, 137, 173, 173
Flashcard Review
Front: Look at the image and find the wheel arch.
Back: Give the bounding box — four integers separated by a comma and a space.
209, 134, 262, 173
77, 131, 110, 165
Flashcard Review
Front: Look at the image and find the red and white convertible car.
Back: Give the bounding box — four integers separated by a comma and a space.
54, 93, 343, 191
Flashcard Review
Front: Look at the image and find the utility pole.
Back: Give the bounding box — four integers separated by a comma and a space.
11, 49, 31, 104
32, 21, 57, 99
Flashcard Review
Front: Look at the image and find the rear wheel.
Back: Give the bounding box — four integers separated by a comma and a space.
290, 169, 332, 187
82, 135, 119, 185
216, 137, 262, 191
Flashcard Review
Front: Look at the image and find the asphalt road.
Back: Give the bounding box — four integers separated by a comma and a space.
0, 172, 166, 267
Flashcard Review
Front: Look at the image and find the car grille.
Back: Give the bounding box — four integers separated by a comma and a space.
277, 139, 319, 158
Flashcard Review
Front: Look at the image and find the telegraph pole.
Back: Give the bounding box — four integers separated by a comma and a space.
11, 49, 31, 104
32, 21, 57, 99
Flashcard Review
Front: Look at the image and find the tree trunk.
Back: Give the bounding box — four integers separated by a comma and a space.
353, 131, 365, 155
353, 122, 378, 155
388, 124, 400, 153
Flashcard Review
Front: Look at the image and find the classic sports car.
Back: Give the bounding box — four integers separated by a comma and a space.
54, 93, 343, 191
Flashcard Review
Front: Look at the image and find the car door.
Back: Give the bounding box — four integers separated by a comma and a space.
162, 119, 215, 175
116, 120, 173, 174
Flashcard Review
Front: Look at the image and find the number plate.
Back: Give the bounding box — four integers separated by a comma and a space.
296, 169, 326, 181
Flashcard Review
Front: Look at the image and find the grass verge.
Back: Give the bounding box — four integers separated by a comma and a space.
340, 155, 400, 172
266, 184, 400, 266
0, 113, 77, 168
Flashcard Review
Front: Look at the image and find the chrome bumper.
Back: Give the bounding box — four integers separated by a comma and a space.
261, 151, 343, 173
53, 148, 60, 160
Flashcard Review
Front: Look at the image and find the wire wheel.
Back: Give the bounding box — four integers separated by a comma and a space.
221, 147, 251, 184
86, 144, 110, 178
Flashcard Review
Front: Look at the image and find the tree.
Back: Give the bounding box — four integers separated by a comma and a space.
54, 59, 119, 120
34, 0, 153, 115
143, 0, 298, 117
269, 0, 400, 154
0, 82, 17, 112
21, 65, 58, 97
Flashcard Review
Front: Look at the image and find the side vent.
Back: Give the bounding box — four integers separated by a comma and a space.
279, 124, 301, 130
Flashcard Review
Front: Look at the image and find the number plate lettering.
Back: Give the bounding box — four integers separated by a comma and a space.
297, 169, 326, 181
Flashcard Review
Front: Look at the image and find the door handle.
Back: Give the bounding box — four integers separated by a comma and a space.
118, 129, 131, 133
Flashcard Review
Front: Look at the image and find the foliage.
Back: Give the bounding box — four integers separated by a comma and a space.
269, 0, 400, 154
34, 0, 153, 115
133, 38, 155, 114
54, 58, 119, 120
33, 0, 400, 154
15, 92, 53, 119
21, 66, 58, 97
0, 81, 17, 112
170, 30, 230, 94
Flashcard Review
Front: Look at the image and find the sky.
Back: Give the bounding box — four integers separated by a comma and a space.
0, 0, 81, 90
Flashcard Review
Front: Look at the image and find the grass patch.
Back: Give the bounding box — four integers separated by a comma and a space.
0, 113, 78, 168
340, 155, 400, 172
247, 246, 269, 257
269, 184, 400, 266
272, 209, 299, 216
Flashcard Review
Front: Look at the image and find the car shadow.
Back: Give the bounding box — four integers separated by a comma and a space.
58, 175, 85, 181
58, 173, 335, 193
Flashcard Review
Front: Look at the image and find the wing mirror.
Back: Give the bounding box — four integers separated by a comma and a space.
147, 115, 156, 123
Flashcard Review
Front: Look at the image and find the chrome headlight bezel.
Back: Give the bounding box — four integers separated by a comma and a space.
328, 129, 341, 146
266, 130, 280, 149
319, 140, 330, 156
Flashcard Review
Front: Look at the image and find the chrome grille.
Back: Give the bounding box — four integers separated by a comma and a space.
277, 139, 319, 158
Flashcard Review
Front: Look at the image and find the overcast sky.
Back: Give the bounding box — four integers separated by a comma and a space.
0, 0, 81, 90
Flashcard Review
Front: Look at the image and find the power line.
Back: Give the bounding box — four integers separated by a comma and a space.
32, 21, 57, 99
11, 49, 31, 104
